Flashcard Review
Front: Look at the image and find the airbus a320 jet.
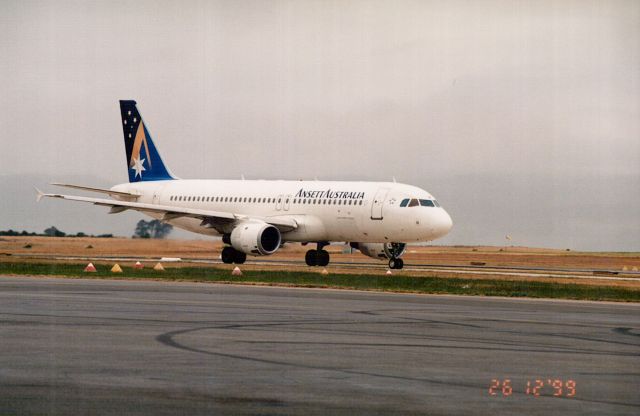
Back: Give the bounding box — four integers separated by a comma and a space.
38, 101, 452, 269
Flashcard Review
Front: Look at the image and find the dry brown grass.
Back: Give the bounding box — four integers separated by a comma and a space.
1, 236, 639, 289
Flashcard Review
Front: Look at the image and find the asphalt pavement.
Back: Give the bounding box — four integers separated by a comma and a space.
0, 276, 638, 415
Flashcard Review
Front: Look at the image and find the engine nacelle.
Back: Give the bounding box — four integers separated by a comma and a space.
350, 242, 407, 260
230, 222, 281, 255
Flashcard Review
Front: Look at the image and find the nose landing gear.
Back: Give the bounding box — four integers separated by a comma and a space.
388, 258, 404, 270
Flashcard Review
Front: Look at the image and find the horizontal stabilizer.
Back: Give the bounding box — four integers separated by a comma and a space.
34, 187, 44, 202
50, 183, 140, 200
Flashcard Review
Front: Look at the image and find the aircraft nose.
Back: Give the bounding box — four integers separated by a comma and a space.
432, 208, 453, 238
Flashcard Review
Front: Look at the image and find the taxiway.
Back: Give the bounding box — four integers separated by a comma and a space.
0, 276, 638, 415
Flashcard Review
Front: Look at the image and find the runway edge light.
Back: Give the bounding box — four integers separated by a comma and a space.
111, 264, 123, 273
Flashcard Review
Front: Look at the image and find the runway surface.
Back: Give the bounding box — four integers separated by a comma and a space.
0, 276, 638, 415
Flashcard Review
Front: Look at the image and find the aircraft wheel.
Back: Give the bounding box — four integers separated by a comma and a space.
234, 251, 247, 264
221, 246, 235, 264
389, 258, 404, 270
305, 249, 318, 266
317, 250, 330, 267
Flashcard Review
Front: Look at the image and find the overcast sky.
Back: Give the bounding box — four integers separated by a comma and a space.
1, 0, 638, 251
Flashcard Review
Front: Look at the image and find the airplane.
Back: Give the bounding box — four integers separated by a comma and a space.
37, 100, 453, 269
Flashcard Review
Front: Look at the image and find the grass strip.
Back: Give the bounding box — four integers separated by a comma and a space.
0, 262, 638, 302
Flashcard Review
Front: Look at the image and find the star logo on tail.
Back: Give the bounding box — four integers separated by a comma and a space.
131, 156, 146, 178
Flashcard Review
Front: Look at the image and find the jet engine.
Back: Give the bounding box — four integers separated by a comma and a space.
230, 222, 281, 255
350, 242, 407, 260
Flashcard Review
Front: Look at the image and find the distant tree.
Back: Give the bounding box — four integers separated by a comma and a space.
43, 226, 65, 237
0, 229, 36, 236
75, 232, 87, 237
133, 220, 151, 238
133, 220, 172, 239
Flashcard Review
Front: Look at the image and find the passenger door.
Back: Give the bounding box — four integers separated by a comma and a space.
370, 188, 389, 220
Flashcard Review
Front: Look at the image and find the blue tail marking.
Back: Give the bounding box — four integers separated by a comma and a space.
119, 100, 175, 182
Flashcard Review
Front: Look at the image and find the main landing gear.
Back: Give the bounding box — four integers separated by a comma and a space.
388, 258, 404, 270
305, 242, 330, 267
221, 246, 246, 264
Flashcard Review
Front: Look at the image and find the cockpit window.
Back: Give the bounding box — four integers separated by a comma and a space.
400, 197, 441, 208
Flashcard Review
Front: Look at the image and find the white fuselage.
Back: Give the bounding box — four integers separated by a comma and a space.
112, 179, 453, 244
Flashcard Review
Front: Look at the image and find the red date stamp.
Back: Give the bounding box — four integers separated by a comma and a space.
489, 379, 576, 398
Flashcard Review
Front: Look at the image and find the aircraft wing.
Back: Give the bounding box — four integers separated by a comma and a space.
35, 189, 298, 233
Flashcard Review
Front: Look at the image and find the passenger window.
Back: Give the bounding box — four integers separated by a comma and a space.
400, 199, 409, 207
420, 199, 435, 207
359, 200, 363, 205
408, 199, 419, 207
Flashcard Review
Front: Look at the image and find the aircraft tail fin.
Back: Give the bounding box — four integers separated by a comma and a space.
119, 100, 176, 183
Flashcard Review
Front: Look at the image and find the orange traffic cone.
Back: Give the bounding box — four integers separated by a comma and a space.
232, 267, 242, 276
153, 262, 165, 271
84, 263, 97, 272
385, 269, 392, 275
133, 261, 144, 269
110, 264, 123, 273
